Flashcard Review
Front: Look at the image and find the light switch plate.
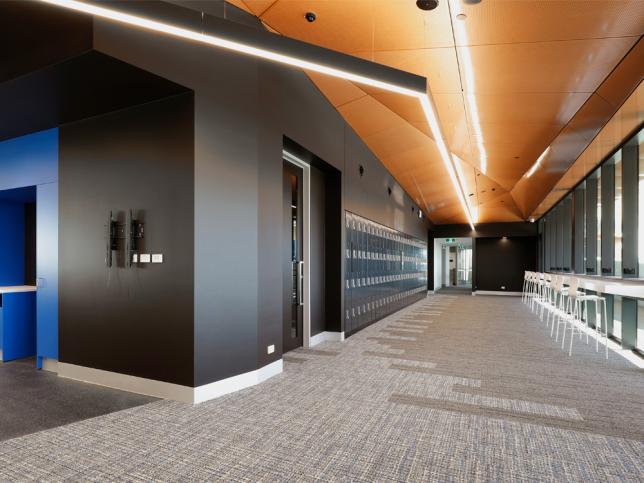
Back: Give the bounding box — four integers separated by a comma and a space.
132, 254, 138, 263
267, 345, 275, 354
139, 254, 151, 263
152, 254, 163, 263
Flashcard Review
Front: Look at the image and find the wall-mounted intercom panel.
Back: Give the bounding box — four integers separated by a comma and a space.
106, 209, 145, 268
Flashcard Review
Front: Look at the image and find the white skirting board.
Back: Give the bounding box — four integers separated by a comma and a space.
309, 331, 345, 347
58, 359, 283, 404
42, 358, 59, 373
473, 290, 522, 296
193, 359, 282, 404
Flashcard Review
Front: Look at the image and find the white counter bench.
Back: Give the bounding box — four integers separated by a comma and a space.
549, 274, 644, 299
0, 286, 37, 294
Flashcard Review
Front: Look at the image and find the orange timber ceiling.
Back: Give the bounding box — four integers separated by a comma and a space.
227, 0, 644, 225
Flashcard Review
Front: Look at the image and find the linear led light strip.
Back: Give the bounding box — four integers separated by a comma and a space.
451, 3, 486, 176
40, 0, 475, 229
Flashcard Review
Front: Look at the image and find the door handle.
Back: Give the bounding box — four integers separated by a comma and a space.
297, 261, 304, 306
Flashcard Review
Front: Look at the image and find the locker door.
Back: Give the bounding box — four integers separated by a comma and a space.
345, 212, 352, 334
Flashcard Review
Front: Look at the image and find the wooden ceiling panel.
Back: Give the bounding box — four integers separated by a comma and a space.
337, 95, 404, 138
380, 142, 443, 177
366, 91, 426, 125
306, 71, 366, 107
428, 202, 468, 224
477, 193, 524, 223
564, 93, 615, 142
471, 92, 590, 125
225, 0, 255, 15
450, 0, 644, 46
362, 121, 429, 160
232, 0, 644, 225
238, 0, 277, 16
531, 81, 644, 218
476, 122, 561, 150
438, 122, 473, 159
372, 0, 454, 51
597, 38, 644, 107
460, 37, 637, 94
259, 1, 375, 53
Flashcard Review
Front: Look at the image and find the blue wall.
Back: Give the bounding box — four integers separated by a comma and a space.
0, 129, 58, 365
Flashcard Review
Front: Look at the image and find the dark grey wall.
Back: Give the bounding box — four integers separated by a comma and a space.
475, 237, 537, 292
88, 8, 429, 386
310, 165, 326, 337
432, 222, 537, 239
59, 93, 195, 386
24, 203, 36, 286
429, 222, 537, 290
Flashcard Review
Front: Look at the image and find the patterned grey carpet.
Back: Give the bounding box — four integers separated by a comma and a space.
1, 295, 643, 481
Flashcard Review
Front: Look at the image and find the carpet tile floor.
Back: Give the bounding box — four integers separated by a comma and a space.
0, 295, 642, 481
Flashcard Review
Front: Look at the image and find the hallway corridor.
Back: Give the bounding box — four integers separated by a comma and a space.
1, 295, 642, 481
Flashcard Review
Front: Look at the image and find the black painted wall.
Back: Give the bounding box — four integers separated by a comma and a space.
475, 237, 537, 292
1, 0, 432, 388
429, 222, 537, 291
59, 93, 195, 386
90, 7, 429, 386
24, 203, 36, 286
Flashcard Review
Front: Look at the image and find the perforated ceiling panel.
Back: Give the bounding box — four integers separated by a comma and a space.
231, 0, 644, 224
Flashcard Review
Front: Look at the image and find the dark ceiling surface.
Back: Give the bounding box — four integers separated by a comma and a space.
0, 1, 190, 143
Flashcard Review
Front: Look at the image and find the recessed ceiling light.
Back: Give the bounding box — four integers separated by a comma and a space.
305, 12, 316, 22
456, 13, 467, 20
416, 0, 439, 11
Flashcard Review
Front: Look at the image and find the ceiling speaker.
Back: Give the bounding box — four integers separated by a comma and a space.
416, 0, 439, 11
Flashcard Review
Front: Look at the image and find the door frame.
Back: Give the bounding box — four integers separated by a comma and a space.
282, 150, 312, 348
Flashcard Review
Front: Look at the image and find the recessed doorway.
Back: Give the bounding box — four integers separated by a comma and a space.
281, 138, 342, 353
282, 158, 305, 353
433, 237, 473, 293
0, 186, 37, 363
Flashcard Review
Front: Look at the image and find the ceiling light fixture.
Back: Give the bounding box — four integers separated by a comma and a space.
525, 146, 551, 178
416, 0, 440, 11
39, 0, 475, 229
451, 2, 486, 176
452, 154, 478, 225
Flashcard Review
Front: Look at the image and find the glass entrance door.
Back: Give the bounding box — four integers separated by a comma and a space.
283, 159, 304, 353
456, 247, 473, 286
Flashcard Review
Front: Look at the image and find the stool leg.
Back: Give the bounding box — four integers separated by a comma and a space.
603, 300, 609, 360
569, 314, 574, 356
595, 302, 600, 352
584, 301, 589, 344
